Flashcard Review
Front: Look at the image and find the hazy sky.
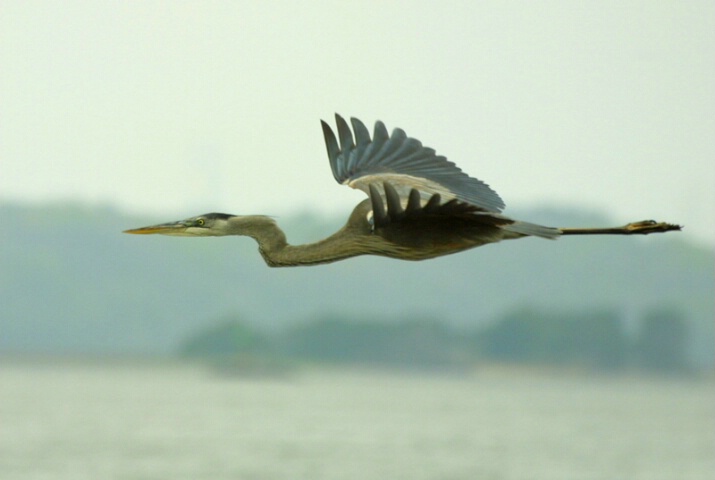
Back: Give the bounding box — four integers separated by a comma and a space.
2, 1, 713, 244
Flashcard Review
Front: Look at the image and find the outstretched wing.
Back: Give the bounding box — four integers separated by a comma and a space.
321, 114, 560, 239
321, 114, 505, 213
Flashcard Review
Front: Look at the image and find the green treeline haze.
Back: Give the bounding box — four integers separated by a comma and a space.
181, 306, 690, 374
1, 202, 713, 374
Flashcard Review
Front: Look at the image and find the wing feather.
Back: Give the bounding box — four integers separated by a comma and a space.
323, 114, 505, 213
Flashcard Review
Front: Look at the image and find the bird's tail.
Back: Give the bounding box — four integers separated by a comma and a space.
502, 221, 561, 239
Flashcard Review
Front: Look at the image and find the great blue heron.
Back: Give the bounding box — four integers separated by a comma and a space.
125, 114, 680, 267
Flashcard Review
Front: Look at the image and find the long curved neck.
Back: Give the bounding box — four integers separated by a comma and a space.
228, 209, 375, 267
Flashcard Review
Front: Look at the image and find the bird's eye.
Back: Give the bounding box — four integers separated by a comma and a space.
196, 219, 205, 226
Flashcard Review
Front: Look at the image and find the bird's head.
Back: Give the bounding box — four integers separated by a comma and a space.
124, 213, 237, 237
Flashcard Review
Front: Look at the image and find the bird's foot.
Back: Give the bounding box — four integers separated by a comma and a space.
624, 220, 682, 234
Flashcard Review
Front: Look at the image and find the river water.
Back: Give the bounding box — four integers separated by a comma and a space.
0, 360, 712, 479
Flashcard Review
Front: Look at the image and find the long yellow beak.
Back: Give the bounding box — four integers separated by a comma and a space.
123, 222, 187, 235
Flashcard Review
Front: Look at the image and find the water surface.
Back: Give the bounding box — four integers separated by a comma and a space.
1, 360, 712, 479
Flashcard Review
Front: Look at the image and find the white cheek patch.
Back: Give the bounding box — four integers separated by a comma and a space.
183, 227, 208, 236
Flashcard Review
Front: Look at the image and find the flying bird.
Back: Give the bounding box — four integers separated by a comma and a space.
124, 114, 680, 267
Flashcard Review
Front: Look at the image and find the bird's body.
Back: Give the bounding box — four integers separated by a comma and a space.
125, 115, 680, 267
202, 199, 510, 267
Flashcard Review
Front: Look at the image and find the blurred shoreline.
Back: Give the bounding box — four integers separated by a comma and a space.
2, 353, 712, 384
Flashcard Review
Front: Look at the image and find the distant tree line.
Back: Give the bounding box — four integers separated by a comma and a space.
178, 306, 691, 374
476, 306, 689, 372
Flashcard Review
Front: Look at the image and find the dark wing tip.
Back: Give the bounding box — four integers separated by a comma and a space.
321, 118, 341, 182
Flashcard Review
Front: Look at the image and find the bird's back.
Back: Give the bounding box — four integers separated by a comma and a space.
343, 197, 515, 261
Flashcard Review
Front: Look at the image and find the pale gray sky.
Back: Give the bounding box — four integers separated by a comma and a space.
2, 1, 713, 244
